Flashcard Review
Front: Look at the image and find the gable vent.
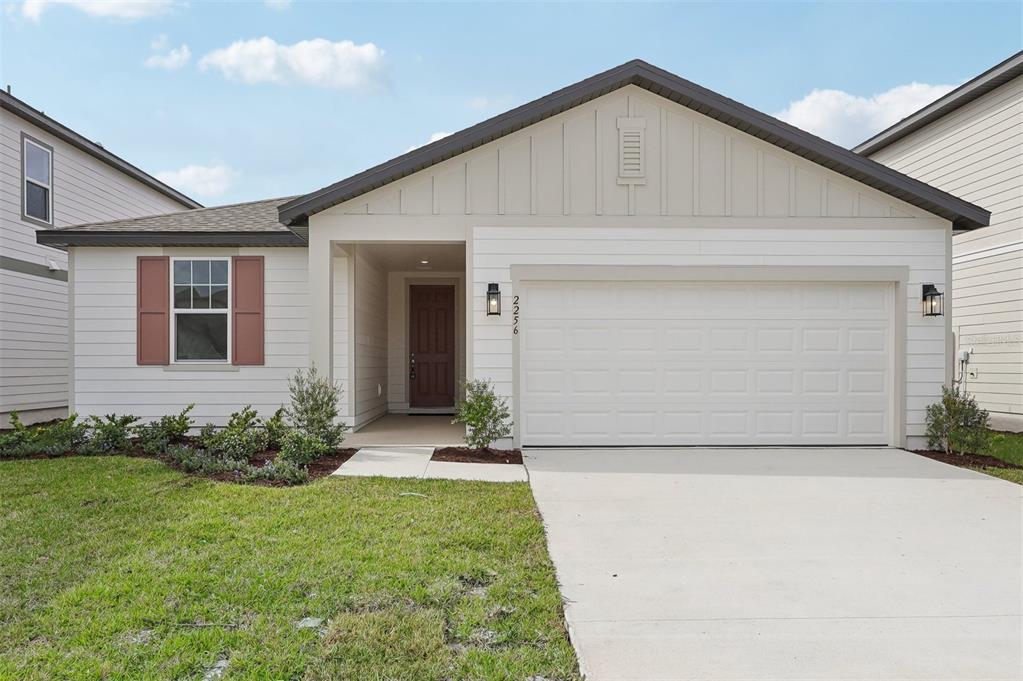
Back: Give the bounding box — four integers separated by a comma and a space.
617, 117, 646, 182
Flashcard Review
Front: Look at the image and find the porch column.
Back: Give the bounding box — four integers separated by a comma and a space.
308, 230, 333, 383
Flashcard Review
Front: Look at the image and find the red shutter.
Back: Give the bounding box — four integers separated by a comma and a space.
232, 256, 264, 365
137, 256, 170, 365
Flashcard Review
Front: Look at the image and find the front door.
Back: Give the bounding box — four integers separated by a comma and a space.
409, 285, 456, 409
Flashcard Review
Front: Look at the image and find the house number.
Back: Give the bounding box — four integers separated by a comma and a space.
513, 295, 520, 335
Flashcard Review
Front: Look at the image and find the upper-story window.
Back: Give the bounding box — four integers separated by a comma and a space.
22, 135, 53, 225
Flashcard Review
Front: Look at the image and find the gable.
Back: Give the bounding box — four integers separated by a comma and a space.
324, 86, 932, 221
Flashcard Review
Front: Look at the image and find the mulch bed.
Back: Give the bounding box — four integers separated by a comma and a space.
432, 446, 523, 464
190, 448, 359, 486
912, 449, 1023, 470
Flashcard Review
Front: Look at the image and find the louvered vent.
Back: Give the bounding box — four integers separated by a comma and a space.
617, 117, 646, 182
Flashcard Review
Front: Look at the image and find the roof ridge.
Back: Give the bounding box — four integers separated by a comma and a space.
49, 195, 299, 231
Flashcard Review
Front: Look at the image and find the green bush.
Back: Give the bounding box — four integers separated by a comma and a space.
241, 459, 310, 486
134, 405, 195, 455
197, 406, 268, 461
265, 407, 288, 450
0, 412, 34, 457
165, 444, 246, 476
285, 366, 348, 448
452, 379, 512, 449
926, 386, 991, 456
80, 414, 140, 455
278, 429, 329, 466
32, 414, 90, 456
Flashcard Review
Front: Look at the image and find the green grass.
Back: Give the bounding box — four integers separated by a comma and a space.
969, 430, 1023, 485
0, 457, 579, 680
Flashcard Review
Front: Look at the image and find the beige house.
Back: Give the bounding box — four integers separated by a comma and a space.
857, 51, 1022, 431
39, 60, 989, 449
0, 90, 198, 426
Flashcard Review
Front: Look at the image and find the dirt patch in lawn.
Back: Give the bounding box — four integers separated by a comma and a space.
432, 447, 522, 464
912, 449, 1023, 470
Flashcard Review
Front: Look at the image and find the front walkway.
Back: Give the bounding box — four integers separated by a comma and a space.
525, 447, 1023, 680
333, 446, 527, 482
345, 414, 465, 447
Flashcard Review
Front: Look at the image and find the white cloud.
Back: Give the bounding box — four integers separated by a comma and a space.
264, 0, 291, 9
775, 82, 957, 147
144, 36, 190, 70
156, 163, 237, 198
199, 37, 386, 90
406, 131, 451, 153
22, 0, 172, 21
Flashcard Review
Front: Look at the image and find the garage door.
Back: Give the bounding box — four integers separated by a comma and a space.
518, 280, 892, 446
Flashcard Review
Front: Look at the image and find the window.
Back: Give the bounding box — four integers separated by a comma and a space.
172, 259, 229, 362
23, 135, 53, 224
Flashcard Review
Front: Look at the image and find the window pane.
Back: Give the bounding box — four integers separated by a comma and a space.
174, 285, 192, 308
192, 286, 211, 309
25, 142, 50, 184
211, 285, 228, 309
25, 183, 49, 221
211, 260, 228, 285
193, 260, 211, 284
174, 261, 191, 285
175, 313, 227, 361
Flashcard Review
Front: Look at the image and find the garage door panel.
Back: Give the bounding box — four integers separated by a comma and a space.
519, 281, 893, 446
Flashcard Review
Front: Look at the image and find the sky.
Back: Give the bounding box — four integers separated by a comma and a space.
1, 1, 1020, 207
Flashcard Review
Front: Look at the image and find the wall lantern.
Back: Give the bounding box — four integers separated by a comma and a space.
922, 284, 944, 317
486, 283, 502, 316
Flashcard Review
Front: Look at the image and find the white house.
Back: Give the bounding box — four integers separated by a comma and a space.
856, 51, 1022, 431
1, 90, 198, 426
38, 60, 989, 449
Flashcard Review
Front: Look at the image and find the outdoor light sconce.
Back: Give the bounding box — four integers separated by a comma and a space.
486, 283, 502, 316
922, 284, 944, 317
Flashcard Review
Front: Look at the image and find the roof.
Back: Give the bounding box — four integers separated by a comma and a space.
1, 89, 201, 210
854, 50, 1023, 156
36, 197, 305, 248
280, 59, 990, 231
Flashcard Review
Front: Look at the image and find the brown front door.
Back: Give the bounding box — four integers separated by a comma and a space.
409, 285, 456, 409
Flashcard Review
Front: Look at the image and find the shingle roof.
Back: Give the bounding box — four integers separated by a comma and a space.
1, 90, 201, 210
854, 50, 1023, 156
36, 197, 305, 248
279, 59, 990, 231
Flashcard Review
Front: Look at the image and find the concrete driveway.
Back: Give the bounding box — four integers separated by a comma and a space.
525, 448, 1022, 680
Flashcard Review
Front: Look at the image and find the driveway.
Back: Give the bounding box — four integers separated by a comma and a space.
525, 448, 1022, 680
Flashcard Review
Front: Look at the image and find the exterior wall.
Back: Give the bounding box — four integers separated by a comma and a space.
70, 246, 307, 425
352, 247, 388, 428
868, 75, 1023, 423
0, 110, 189, 424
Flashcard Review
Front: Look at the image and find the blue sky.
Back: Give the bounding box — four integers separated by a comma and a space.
2, 1, 1020, 206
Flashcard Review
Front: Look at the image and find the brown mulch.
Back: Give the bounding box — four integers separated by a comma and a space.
912, 449, 1023, 470
432, 446, 523, 464
193, 448, 359, 486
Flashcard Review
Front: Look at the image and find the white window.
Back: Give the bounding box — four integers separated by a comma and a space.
23, 135, 53, 224
171, 258, 230, 362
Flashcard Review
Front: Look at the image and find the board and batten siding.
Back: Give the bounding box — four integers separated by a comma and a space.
0, 110, 189, 423
868, 74, 1022, 421
70, 247, 307, 424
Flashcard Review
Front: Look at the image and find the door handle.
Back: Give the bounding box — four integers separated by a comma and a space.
409, 352, 416, 380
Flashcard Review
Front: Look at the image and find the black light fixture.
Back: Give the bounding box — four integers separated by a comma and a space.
922, 284, 944, 317
486, 283, 501, 316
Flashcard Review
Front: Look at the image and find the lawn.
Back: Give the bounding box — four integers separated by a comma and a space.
0, 457, 579, 680
974, 430, 1023, 485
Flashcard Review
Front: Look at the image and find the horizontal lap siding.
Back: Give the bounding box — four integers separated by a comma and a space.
869, 75, 1022, 418
72, 248, 308, 424
332, 256, 351, 418
472, 225, 947, 441
353, 248, 387, 428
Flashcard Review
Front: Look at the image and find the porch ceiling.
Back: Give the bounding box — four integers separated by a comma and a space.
342, 242, 466, 272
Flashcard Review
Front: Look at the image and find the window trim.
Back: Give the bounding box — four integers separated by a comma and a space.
21, 133, 54, 227
170, 256, 231, 364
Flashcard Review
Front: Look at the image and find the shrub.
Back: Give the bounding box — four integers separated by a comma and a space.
0, 412, 33, 457
265, 407, 288, 450
452, 379, 512, 449
33, 414, 90, 456
165, 444, 246, 476
80, 414, 140, 455
277, 429, 329, 466
134, 405, 194, 455
284, 366, 348, 448
926, 386, 991, 456
241, 459, 309, 486
197, 406, 268, 462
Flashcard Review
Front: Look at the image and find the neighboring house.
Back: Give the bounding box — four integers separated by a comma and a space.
38, 60, 989, 449
855, 51, 1022, 432
1, 90, 200, 426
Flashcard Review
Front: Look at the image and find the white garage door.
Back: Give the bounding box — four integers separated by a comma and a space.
518, 280, 893, 446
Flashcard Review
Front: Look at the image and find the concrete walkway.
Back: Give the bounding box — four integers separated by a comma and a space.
333, 446, 527, 482
344, 414, 465, 447
525, 447, 1023, 681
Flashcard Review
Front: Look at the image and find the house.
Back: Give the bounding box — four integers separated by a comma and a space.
855, 51, 1022, 432
1, 90, 199, 427
37, 60, 989, 449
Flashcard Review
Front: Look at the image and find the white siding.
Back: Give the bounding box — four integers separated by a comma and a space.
1, 110, 190, 422
869, 75, 1023, 419
331, 255, 351, 419
352, 247, 388, 427
71, 247, 307, 425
